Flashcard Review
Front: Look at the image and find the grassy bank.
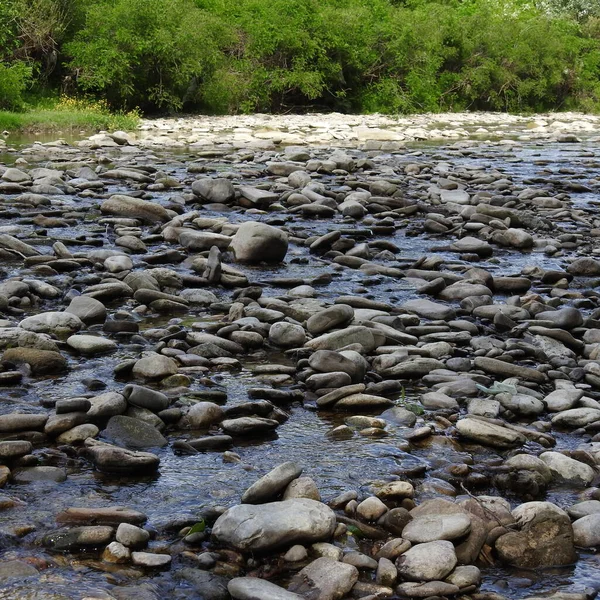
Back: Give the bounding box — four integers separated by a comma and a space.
0, 97, 141, 134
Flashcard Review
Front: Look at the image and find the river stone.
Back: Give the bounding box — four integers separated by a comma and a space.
396, 581, 460, 598
19, 311, 83, 335
87, 392, 127, 419
289, 557, 358, 600
67, 334, 117, 355
2, 347, 67, 375
104, 415, 168, 449
572, 514, 600, 547
212, 499, 336, 552
132, 353, 178, 380
220, 417, 279, 435
117, 522, 150, 548
269, 322, 306, 348
0, 441, 32, 462
131, 552, 172, 568
178, 230, 231, 252
473, 357, 546, 383
65, 295, 107, 324
539, 452, 595, 486
283, 476, 321, 501
306, 304, 354, 335
401, 513, 471, 543
535, 307, 583, 329
567, 257, 600, 276
0, 560, 38, 580
103, 541, 131, 563
84, 441, 160, 473
12, 466, 67, 483
401, 299, 455, 320
495, 502, 576, 568
57, 506, 146, 526
396, 540, 457, 581
456, 418, 526, 448
101, 195, 170, 223
334, 393, 394, 410
178, 568, 230, 600
305, 326, 381, 353
242, 461, 303, 504
504, 454, 553, 484
56, 423, 99, 444
543, 388, 583, 412
180, 402, 224, 429
123, 385, 170, 412
230, 221, 288, 263
0, 413, 47, 433
567, 500, 600, 520
43, 526, 114, 551
228, 577, 303, 600
191, 178, 235, 203
551, 408, 600, 428
445, 564, 481, 588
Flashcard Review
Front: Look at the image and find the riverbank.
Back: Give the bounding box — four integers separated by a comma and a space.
0, 99, 140, 136
131, 111, 600, 148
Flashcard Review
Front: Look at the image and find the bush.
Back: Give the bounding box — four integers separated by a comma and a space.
0, 61, 33, 110
66, 0, 231, 111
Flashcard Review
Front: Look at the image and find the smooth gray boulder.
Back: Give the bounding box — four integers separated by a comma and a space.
230, 221, 288, 263
242, 462, 302, 504
212, 499, 336, 552
228, 577, 303, 600
396, 540, 457, 581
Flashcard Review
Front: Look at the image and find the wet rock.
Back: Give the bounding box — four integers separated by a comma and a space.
456, 417, 526, 448
65, 295, 107, 324
269, 322, 306, 348
43, 526, 114, 551
212, 499, 336, 552
402, 299, 455, 320
191, 178, 235, 203
12, 466, 67, 483
495, 502, 577, 568
539, 452, 595, 486
67, 334, 117, 355
179, 402, 224, 429
132, 353, 178, 380
228, 577, 303, 600
572, 514, 600, 547
473, 357, 546, 383
56, 506, 147, 526
19, 311, 83, 335
103, 541, 131, 563
87, 392, 127, 419
306, 304, 354, 335
402, 513, 471, 543
230, 221, 288, 263
2, 347, 67, 375
104, 415, 168, 449
123, 385, 170, 412
0, 560, 38, 580
396, 540, 457, 581
396, 581, 460, 597
242, 461, 303, 504
0, 413, 47, 433
289, 556, 358, 600
132, 552, 172, 568
101, 195, 170, 223
220, 417, 279, 435
84, 440, 160, 474
178, 568, 230, 600
116, 522, 150, 548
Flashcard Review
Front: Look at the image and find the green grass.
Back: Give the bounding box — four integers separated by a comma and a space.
0, 97, 141, 134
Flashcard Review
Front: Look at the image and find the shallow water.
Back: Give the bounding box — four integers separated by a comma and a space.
0, 130, 599, 598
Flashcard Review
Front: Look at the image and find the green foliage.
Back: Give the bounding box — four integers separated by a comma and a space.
1, 0, 600, 114
0, 62, 33, 110
65, 0, 231, 110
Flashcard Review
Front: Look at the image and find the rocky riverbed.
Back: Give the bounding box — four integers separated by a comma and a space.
0, 113, 599, 599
